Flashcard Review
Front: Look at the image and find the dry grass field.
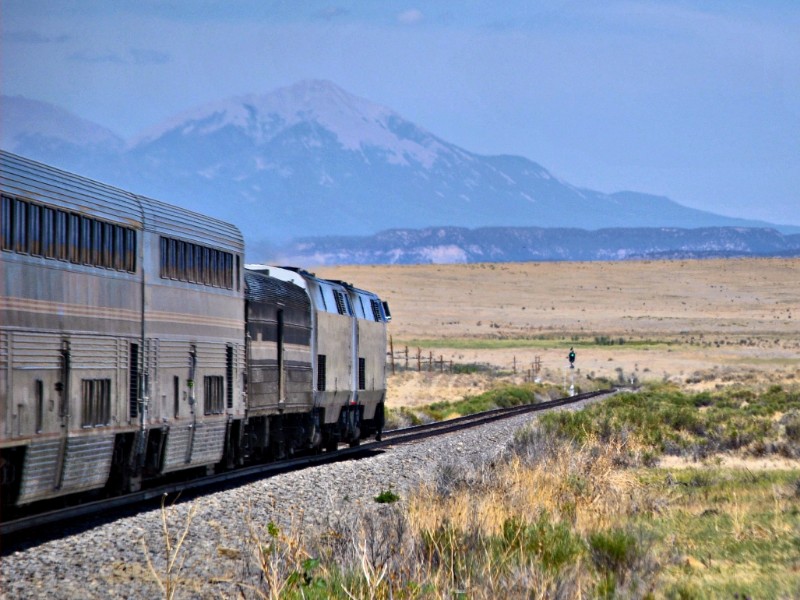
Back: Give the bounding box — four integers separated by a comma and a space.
316, 258, 800, 406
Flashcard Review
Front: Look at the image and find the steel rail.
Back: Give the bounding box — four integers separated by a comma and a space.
1, 388, 615, 541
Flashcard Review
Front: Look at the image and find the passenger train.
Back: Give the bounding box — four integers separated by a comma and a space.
0, 150, 390, 513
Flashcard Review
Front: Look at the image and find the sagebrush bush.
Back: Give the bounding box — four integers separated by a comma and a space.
537, 382, 800, 458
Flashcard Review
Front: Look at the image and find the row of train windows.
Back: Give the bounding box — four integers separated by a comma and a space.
159, 236, 238, 290
321, 288, 384, 322
0, 195, 137, 272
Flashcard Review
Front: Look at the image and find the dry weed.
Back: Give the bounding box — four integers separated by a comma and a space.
141, 494, 198, 600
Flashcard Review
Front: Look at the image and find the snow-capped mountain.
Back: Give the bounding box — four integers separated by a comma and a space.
0, 82, 790, 251
130, 80, 451, 168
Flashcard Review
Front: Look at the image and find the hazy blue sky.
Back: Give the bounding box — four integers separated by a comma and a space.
2, 1, 799, 225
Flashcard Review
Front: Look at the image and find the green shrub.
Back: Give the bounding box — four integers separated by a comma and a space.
588, 528, 642, 583
374, 488, 401, 504
499, 513, 585, 573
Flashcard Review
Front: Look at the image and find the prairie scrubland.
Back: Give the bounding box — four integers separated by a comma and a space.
278, 258, 799, 598
316, 258, 800, 404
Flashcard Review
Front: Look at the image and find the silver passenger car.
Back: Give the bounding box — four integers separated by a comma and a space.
0, 151, 244, 508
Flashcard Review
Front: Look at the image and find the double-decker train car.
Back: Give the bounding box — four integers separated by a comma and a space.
0, 151, 390, 514
0, 150, 244, 508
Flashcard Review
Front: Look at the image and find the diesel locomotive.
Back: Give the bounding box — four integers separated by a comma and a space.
0, 150, 390, 513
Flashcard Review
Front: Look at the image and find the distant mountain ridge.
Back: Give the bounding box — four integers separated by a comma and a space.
2, 82, 797, 256
277, 226, 800, 265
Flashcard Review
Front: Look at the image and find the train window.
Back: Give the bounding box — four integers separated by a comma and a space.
195, 244, 203, 282
317, 355, 327, 391
28, 203, 42, 256
236, 255, 241, 291
176, 240, 186, 276
102, 222, 113, 267
168, 238, 177, 278
80, 216, 92, 265
124, 228, 136, 272
159, 237, 169, 278
224, 253, 233, 288
91, 219, 103, 266
186, 241, 196, 282
358, 357, 366, 390
202, 247, 211, 286
216, 250, 225, 287
113, 225, 124, 270
42, 206, 55, 258
14, 199, 28, 253
55, 210, 68, 260
1, 195, 136, 272
203, 376, 224, 415
68, 213, 80, 263
81, 378, 111, 427
1, 195, 11, 250
318, 287, 328, 311
158, 236, 233, 289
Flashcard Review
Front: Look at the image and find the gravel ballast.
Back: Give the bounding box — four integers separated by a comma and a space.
1, 397, 601, 599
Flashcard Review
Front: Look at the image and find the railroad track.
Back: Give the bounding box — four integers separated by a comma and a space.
1, 388, 615, 542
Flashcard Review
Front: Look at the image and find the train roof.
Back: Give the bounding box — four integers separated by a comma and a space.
244, 270, 309, 306
245, 264, 308, 289
0, 150, 243, 252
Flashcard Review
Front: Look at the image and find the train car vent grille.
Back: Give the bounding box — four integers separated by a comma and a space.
129, 343, 139, 419
370, 299, 382, 322
226, 345, 234, 409
317, 355, 327, 391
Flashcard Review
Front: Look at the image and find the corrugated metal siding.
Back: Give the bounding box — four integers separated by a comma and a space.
70, 336, 124, 369
162, 426, 192, 472
190, 420, 226, 465
60, 434, 114, 490
17, 433, 117, 504
0, 330, 8, 370
157, 339, 191, 369
11, 332, 63, 369
161, 420, 226, 472
17, 438, 63, 504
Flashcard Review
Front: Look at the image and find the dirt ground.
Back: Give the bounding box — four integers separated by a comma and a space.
315, 259, 800, 408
